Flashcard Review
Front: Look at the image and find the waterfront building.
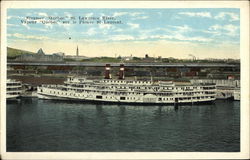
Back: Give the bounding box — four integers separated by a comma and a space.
15, 48, 63, 62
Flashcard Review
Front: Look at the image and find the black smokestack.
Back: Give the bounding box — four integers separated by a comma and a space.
118, 64, 125, 79
104, 64, 111, 79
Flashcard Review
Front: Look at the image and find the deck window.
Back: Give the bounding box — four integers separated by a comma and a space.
120, 97, 125, 100
96, 95, 102, 99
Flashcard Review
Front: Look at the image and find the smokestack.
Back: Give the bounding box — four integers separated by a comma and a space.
104, 64, 111, 79
118, 64, 125, 79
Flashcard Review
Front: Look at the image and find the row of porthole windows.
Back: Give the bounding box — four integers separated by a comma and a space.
48, 90, 205, 99
66, 85, 205, 92
176, 92, 205, 95
126, 97, 136, 100
97, 96, 142, 100
158, 97, 174, 101
49, 91, 73, 96
49, 90, 84, 97
7, 83, 22, 86
49, 89, 175, 97
186, 96, 214, 99
59, 89, 142, 96
133, 81, 151, 84
8, 92, 21, 95
103, 80, 126, 83
203, 87, 216, 89
103, 80, 152, 84
7, 87, 22, 91
205, 91, 215, 94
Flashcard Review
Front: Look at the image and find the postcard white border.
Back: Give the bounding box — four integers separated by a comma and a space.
1, 1, 249, 159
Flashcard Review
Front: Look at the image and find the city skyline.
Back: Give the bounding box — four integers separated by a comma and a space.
7, 8, 240, 59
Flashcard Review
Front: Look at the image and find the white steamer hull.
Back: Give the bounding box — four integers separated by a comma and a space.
37, 87, 216, 104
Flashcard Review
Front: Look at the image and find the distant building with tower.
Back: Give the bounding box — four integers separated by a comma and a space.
64, 45, 89, 60
14, 46, 88, 62
76, 45, 79, 57
15, 48, 63, 62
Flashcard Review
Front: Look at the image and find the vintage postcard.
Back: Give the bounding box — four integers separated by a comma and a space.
0, 1, 249, 160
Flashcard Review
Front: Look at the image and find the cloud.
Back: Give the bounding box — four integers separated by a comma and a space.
112, 12, 144, 18
203, 30, 221, 36
130, 12, 143, 16
114, 28, 124, 32
99, 24, 112, 29
86, 28, 97, 35
43, 23, 53, 29
113, 12, 129, 17
7, 15, 21, 20
64, 12, 73, 18
85, 13, 94, 17
157, 12, 162, 16
138, 27, 164, 35
174, 34, 212, 42
148, 35, 174, 40
7, 23, 19, 27
38, 12, 48, 17
208, 24, 239, 36
179, 12, 212, 18
132, 16, 149, 20
136, 25, 212, 42
21, 23, 31, 30
10, 33, 50, 40
139, 34, 212, 42
57, 22, 71, 30
172, 15, 181, 20
127, 23, 140, 29
109, 35, 135, 41
7, 16, 14, 19
224, 24, 239, 34
214, 12, 239, 21
168, 25, 192, 33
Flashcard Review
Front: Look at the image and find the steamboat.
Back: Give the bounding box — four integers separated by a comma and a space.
7, 79, 22, 99
37, 64, 216, 104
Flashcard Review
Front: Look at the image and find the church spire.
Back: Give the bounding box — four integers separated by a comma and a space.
76, 45, 79, 57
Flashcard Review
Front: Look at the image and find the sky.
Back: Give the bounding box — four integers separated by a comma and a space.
7, 8, 240, 59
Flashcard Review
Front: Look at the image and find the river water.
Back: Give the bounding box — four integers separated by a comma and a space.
7, 98, 240, 152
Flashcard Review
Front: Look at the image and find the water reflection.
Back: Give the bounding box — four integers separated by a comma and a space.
174, 105, 179, 111
7, 98, 240, 152
95, 105, 110, 138
119, 106, 126, 116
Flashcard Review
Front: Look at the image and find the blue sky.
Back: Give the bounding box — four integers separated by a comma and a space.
7, 8, 240, 59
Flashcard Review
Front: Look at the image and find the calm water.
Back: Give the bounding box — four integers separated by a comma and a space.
7, 98, 240, 152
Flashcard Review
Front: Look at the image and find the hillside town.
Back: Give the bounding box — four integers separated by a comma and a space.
7, 46, 240, 100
